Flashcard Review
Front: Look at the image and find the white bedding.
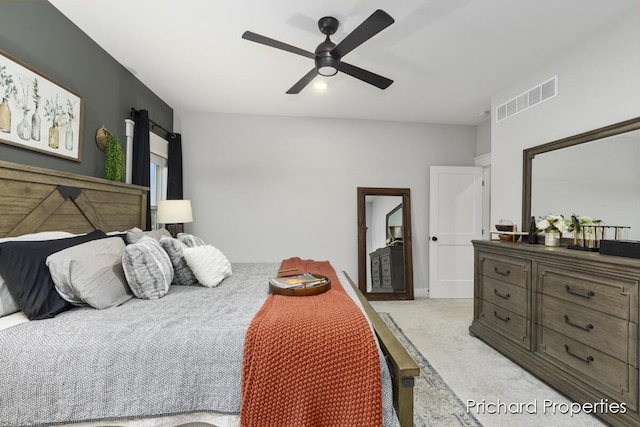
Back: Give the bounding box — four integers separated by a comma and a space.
0, 311, 28, 330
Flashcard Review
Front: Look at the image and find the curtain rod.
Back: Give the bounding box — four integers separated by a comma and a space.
130, 107, 174, 137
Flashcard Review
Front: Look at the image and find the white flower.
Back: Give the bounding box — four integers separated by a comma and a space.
536, 214, 570, 233
536, 219, 550, 230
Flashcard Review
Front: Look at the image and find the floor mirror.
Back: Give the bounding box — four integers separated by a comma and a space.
357, 187, 414, 300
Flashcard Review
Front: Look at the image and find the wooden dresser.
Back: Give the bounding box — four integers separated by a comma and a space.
370, 245, 405, 291
470, 240, 639, 426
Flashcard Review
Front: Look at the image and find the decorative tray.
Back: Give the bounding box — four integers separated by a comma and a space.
269, 273, 331, 296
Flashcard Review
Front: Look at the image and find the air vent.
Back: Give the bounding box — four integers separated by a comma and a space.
496, 75, 558, 123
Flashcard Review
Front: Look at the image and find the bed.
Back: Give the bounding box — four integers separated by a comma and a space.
0, 159, 419, 427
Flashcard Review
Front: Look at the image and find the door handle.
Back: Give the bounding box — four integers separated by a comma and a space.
431, 236, 438, 241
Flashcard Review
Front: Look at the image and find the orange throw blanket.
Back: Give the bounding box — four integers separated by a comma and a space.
240, 257, 382, 427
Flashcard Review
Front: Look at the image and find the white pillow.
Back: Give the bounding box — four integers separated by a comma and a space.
46, 237, 132, 309
0, 231, 75, 317
182, 245, 232, 288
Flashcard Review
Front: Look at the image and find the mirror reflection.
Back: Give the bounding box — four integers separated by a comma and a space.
523, 117, 640, 241
366, 197, 404, 292
357, 187, 413, 301
531, 130, 640, 239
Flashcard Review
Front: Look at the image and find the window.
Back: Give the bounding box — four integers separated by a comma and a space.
149, 132, 168, 230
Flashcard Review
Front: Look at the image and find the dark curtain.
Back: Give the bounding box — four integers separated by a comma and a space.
132, 109, 151, 230
167, 133, 183, 200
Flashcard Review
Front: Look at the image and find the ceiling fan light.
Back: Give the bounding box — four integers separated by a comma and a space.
318, 65, 338, 76
315, 54, 339, 77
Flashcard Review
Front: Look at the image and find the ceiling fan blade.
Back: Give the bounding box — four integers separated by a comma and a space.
286, 68, 318, 94
332, 10, 394, 58
242, 31, 316, 59
338, 62, 393, 90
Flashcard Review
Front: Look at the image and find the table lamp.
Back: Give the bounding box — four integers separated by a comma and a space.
157, 199, 193, 237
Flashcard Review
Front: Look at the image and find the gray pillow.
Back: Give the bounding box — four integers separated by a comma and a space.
126, 227, 172, 244
177, 232, 206, 248
0, 277, 18, 317
122, 237, 173, 299
159, 236, 198, 286
46, 237, 133, 309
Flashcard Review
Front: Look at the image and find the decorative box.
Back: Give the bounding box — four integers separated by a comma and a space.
600, 240, 640, 259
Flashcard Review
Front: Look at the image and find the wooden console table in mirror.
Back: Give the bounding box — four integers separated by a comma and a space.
357, 187, 413, 300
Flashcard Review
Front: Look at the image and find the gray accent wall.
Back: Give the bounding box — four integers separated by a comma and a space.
0, 1, 172, 178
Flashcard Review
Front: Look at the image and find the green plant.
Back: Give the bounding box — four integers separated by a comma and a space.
104, 133, 125, 181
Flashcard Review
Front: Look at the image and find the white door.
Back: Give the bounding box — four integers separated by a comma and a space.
429, 166, 483, 298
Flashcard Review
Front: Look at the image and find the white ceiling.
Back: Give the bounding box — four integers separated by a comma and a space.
49, 0, 636, 126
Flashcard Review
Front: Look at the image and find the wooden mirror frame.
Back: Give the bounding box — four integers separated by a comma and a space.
357, 187, 414, 300
522, 116, 640, 232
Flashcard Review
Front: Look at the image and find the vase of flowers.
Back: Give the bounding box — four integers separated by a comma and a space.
0, 65, 16, 133
44, 94, 63, 149
536, 214, 570, 247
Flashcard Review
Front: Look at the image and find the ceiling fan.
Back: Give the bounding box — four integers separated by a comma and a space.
242, 9, 395, 94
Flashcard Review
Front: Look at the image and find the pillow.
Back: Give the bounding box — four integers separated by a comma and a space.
159, 236, 198, 286
0, 230, 107, 320
182, 245, 232, 288
125, 227, 172, 244
122, 237, 173, 299
0, 231, 75, 317
177, 232, 206, 248
46, 237, 132, 309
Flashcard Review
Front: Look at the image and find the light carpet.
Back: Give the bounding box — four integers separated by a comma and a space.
379, 313, 482, 427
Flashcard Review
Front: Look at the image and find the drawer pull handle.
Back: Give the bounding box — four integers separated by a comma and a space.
564, 344, 594, 364
494, 311, 510, 322
565, 285, 595, 299
494, 289, 511, 299
494, 267, 511, 276
564, 315, 594, 331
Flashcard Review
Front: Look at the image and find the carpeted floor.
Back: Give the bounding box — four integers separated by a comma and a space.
371, 298, 607, 427
379, 313, 482, 427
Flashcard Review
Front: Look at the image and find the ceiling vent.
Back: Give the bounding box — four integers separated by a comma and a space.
496, 75, 558, 122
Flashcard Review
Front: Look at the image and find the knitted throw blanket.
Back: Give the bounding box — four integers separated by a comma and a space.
240, 257, 382, 427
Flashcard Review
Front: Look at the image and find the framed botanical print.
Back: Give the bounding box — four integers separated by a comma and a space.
0, 48, 83, 161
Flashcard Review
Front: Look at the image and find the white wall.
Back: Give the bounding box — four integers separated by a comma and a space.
491, 13, 640, 229
174, 112, 476, 296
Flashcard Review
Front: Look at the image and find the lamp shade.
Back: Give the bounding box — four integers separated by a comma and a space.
157, 200, 193, 224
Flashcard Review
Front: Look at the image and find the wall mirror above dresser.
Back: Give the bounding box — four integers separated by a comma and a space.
523, 116, 640, 240
357, 187, 413, 301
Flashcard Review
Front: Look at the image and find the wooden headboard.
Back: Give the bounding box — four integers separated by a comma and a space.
0, 160, 148, 238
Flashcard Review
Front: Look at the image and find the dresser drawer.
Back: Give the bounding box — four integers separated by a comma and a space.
371, 256, 380, 274
540, 295, 636, 365
481, 276, 528, 317
479, 254, 530, 288
477, 299, 530, 350
538, 265, 638, 321
381, 253, 391, 266
372, 276, 381, 288
538, 326, 638, 411
382, 275, 392, 288
381, 263, 391, 277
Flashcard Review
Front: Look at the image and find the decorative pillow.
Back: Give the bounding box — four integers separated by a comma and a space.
0, 277, 18, 318
177, 232, 206, 248
122, 237, 173, 299
159, 236, 198, 286
182, 245, 232, 288
46, 237, 132, 309
0, 230, 108, 320
125, 227, 172, 244
0, 231, 75, 317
